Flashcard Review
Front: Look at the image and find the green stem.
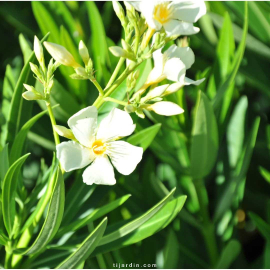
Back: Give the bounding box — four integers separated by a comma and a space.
93, 61, 142, 109
194, 178, 218, 267
91, 79, 105, 96
105, 57, 125, 90
46, 102, 60, 146
104, 97, 128, 106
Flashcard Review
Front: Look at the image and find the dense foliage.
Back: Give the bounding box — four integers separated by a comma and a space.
0, 1, 270, 269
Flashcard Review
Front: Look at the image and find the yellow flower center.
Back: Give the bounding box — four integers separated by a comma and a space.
153, 2, 172, 24
92, 139, 106, 155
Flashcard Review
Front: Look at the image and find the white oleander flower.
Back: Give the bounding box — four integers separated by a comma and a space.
146, 44, 204, 86
130, 0, 206, 37
56, 106, 143, 185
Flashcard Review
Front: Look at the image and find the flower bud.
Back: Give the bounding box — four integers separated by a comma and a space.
75, 67, 88, 77
79, 40, 90, 65
70, 73, 87, 80
22, 91, 42, 101
53, 125, 76, 140
121, 39, 132, 53
113, 1, 127, 28
23, 84, 36, 93
109, 46, 135, 61
135, 108, 145, 119
34, 36, 45, 69
124, 1, 135, 15
44, 42, 80, 68
143, 101, 184, 116
125, 104, 136, 113
29, 62, 43, 80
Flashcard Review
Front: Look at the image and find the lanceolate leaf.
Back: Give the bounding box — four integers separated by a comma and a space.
212, 2, 248, 110
2, 153, 30, 236
93, 195, 186, 255
98, 188, 176, 246
56, 218, 107, 269
190, 91, 219, 179
14, 167, 65, 255
127, 124, 162, 151
0, 144, 9, 186
5, 32, 50, 146
249, 212, 270, 241
56, 194, 131, 238
215, 240, 241, 268
0, 229, 9, 246
10, 109, 48, 164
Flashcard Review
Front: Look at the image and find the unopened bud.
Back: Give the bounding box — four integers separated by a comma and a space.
125, 104, 136, 113
75, 67, 88, 77
29, 62, 43, 80
44, 42, 80, 68
135, 108, 145, 119
23, 84, 36, 93
70, 73, 87, 80
22, 91, 42, 101
34, 36, 45, 69
113, 1, 127, 28
109, 46, 135, 61
124, 1, 135, 15
79, 40, 90, 65
53, 125, 76, 140
121, 39, 132, 53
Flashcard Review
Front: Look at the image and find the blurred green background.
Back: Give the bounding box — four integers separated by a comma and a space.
0, 1, 270, 268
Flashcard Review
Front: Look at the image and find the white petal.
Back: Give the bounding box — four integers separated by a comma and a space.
184, 77, 205, 85
68, 106, 98, 148
56, 141, 93, 172
163, 20, 200, 37
97, 108, 135, 141
82, 156, 116, 185
165, 45, 195, 69
164, 82, 184, 95
170, 0, 207, 23
107, 141, 143, 175
139, 1, 162, 30
129, 1, 142, 12
147, 101, 184, 116
163, 58, 186, 83
144, 84, 169, 100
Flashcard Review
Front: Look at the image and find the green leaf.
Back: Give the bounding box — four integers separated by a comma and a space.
14, 167, 65, 255
19, 157, 58, 234
0, 229, 9, 246
93, 195, 186, 255
86, 1, 110, 81
57, 194, 131, 238
98, 188, 177, 246
249, 212, 270, 241
2, 153, 30, 236
19, 34, 32, 64
32, 2, 59, 42
190, 91, 219, 179
10, 109, 48, 164
163, 230, 180, 269
212, 2, 248, 110
5, 32, 50, 146
61, 176, 96, 226
127, 124, 162, 151
56, 217, 107, 269
214, 117, 260, 221
227, 96, 248, 168
215, 240, 241, 268
0, 144, 9, 186
259, 166, 270, 184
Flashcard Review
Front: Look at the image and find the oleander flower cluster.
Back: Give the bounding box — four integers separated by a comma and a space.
22, 0, 206, 186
